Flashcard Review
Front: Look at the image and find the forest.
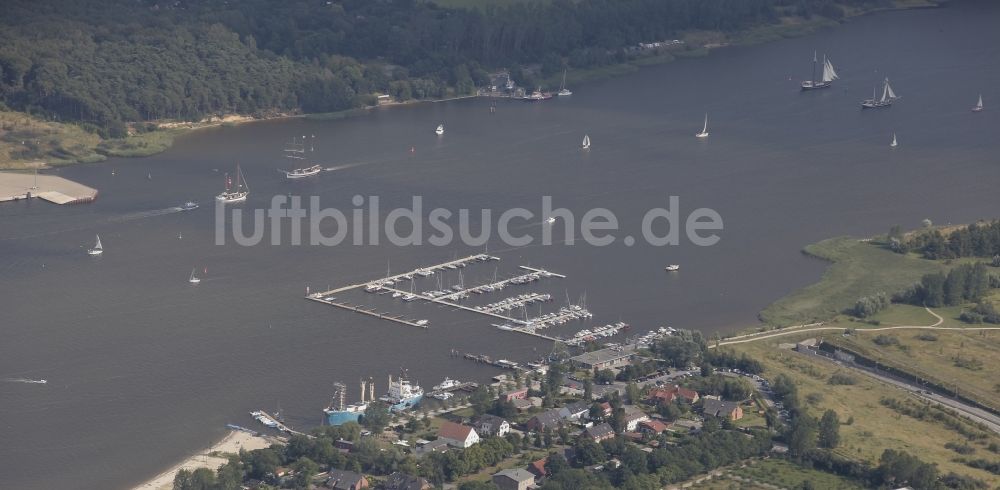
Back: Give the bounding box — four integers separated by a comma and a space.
0, 0, 882, 138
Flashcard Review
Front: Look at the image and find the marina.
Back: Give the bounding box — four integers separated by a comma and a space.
0, 171, 98, 204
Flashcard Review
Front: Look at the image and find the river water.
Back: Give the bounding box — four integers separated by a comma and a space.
1, 2, 999, 488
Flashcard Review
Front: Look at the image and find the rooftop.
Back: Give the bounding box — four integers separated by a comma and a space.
569, 345, 635, 366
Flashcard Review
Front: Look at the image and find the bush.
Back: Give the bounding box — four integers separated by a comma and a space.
960, 311, 984, 324
915, 333, 938, 341
873, 335, 900, 347
827, 373, 857, 386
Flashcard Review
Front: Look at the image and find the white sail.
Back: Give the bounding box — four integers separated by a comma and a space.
976, 95, 983, 109
582, 134, 591, 148
94, 235, 102, 251
822, 58, 838, 82
890, 133, 898, 148
189, 268, 201, 283
884, 79, 897, 100
696, 113, 709, 138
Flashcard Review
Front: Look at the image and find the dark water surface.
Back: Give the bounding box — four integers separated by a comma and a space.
2, 2, 999, 488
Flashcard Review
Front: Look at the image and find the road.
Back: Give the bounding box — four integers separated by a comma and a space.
801, 349, 1000, 435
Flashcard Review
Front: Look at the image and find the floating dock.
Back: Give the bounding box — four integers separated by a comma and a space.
305, 296, 429, 328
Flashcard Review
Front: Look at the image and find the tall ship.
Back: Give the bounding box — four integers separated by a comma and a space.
801, 52, 838, 90
380, 371, 423, 411
281, 135, 322, 179
216, 164, 249, 203
861, 78, 898, 109
324, 379, 374, 426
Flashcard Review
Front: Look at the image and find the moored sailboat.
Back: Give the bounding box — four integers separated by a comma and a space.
216, 164, 249, 203
801, 52, 839, 90
558, 69, 572, 96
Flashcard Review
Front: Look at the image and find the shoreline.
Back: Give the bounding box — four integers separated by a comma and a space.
132, 430, 273, 490
0, 0, 940, 171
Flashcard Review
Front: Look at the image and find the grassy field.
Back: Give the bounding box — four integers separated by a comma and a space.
690, 458, 866, 489
824, 306, 1000, 411
728, 336, 1000, 485
759, 237, 946, 327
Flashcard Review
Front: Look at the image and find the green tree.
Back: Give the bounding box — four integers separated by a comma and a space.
818, 409, 840, 449
361, 400, 390, 433
787, 414, 818, 456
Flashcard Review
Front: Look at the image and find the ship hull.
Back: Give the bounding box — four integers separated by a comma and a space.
800, 81, 832, 90
325, 410, 363, 426
384, 394, 423, 411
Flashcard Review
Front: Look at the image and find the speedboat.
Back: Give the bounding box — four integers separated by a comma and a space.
435, 124, 444, 135
545, 217, 556, 224
180, 201, 199, 211
285, 164, 323, 179
665, 264, 680, 271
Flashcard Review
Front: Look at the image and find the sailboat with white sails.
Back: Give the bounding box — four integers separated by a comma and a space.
801, 52, 839, 90
696, 113, 709, 138
189, 268, 201, 284
216, 164, 249, 203
581, 134, 591, 150
861, 78, 898, 109
88, 235, 103, 256
281, 135, 322, 179
972, 94, 984, 112
558, 69, 572, 96
890, 133, 898, 148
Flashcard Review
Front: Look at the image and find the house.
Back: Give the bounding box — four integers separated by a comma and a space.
526, 409, 564, 432
473, 414, 510, 437
647, 385, 699, 405
437, 421, 480, 448
324, 469, 369, 490
492, 468, 536, 490
512, 398, 535, 412
702, 398, 744, 421
528, 457, 548, 478
334, 439, 355, 453
623, 406, 650, 432
569, 345, 635, 371
585, 422, 616, 442
383, 472, 432, 490
596, 402, 613, 418
501, 387, 528, 402
558, 401, 590, 421
638, 419, 670, 435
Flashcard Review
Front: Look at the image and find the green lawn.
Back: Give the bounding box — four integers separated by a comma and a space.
759, 237, 947, 327
719, 458, 865, 489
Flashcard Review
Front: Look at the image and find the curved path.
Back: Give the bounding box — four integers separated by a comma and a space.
717, 308, 1000, 346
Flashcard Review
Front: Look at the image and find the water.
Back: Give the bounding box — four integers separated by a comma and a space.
2, 2, 999, 488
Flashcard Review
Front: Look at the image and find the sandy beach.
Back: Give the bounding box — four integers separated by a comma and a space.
133, 430, 273, 490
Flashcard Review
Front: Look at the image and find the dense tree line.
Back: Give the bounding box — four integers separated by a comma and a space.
1, 0, 878, 137
894, 263, 996, 308
896, 221, 1000, 260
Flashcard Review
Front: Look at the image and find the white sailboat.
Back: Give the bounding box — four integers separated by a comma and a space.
972, 94, 984, 112
216, 164, 249, 203
890, 133, 898, 148
558, 69, 572, 96
696, 113, 709, 138
435, 124, 445, 135
188, 268, 201, 284
861, 78, 897, 109
581, 134, 591, 150
801, 52, 838, 90
282, 135, 322, 179
88, 235, 103, 256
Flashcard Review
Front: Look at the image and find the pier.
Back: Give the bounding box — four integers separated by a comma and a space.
306, 296, 429, 328
0, 171, 98, 204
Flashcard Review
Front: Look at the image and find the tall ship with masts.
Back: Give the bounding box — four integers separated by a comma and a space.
324, 379, 374, 425
801, 52, 838, 90
861, 77, 898, 109
216, 164, 249, 203
281, 135, 322, 179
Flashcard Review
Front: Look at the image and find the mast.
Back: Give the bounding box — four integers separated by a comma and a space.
702, 113, 708, 134
811, 50, 817, 84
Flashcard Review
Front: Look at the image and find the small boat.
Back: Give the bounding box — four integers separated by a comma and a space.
862, 78, 897, 109
433, 377, 462, 391
558, 69, 572, 96
189, 268, 201, 284
581, 134, 591, 150
664, 264, 680, 271
415, 319, 429, 327
972, 94, 984, 112
890, 133, 898, 148
435, 124, 445, 135
88, 235, 103, 256
696, 113, 709, 138
431, 392, 453, 400
180, 201, 199, 211
216, 164, 249, 203
285, 164, 322, 179
521, 87, 552, 101
545, 217, 556, 224
801, 52, 838, 90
